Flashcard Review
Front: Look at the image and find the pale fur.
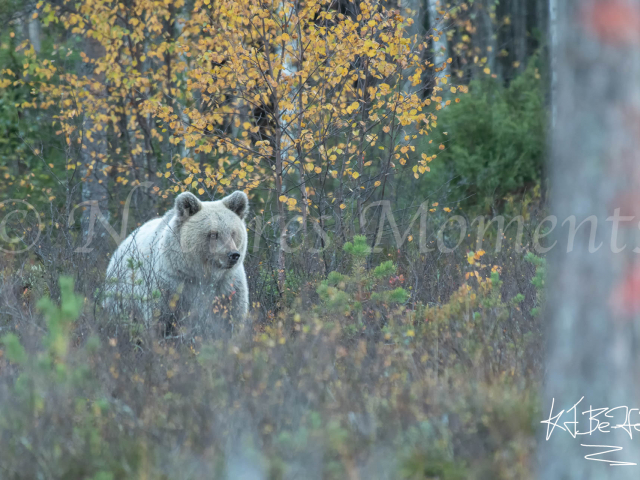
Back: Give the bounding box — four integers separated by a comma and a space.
103, 191, 249, 332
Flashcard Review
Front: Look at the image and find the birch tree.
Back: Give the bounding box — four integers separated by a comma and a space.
548, 0, 557, 129
79, 37, 110, 245
428, 0, 449, 79
541, 0, 640, 477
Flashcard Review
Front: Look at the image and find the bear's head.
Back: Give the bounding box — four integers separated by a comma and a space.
172, 191, 249, 276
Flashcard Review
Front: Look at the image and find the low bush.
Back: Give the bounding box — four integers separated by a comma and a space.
414, 59, 546, 211
0, 232, 543, 479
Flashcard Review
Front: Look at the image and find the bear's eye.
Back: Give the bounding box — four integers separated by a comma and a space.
209, 231, 218, 240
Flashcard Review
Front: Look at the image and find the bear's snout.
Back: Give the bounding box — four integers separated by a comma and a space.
228, 251, 241, 265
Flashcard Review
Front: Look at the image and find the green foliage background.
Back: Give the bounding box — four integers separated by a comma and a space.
415, 59, 546, 210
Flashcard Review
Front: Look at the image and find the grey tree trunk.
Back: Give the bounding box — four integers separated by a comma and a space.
477, 0, 497, 75
541, 0, 640, 477
80, 37, 110, 246
428, 0, 449, 78
28, 18, 41, 54
512, 0, 527, 73
548, 0, 558, 129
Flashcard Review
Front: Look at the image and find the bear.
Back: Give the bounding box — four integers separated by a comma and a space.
103, 190, 249, 336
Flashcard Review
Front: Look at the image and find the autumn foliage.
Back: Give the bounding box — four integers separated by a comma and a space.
12, 1, 469, 195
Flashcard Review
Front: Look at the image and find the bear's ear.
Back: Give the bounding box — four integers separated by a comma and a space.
175, 192, 202, 219
222, 191, 249, 219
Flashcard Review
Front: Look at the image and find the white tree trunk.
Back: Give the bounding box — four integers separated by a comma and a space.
540, 0, 640, 478
28, 18, 41, 54
428, 0, 449, 78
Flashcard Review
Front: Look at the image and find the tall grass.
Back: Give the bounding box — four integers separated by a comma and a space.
0, 197, 544, 479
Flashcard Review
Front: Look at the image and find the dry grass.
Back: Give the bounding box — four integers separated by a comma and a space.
0, 202, 544, 480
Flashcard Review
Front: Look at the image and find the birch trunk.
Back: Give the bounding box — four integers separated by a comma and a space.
28, 18, 41, 54
548, 0, 558, 129
428, 0, 449, 78
80, 37, 110, 246
540, 0, 640, 477
513, 0, 527, 73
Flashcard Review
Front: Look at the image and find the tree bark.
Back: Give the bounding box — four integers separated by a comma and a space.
428, 0, 449, 78
548, 0, 558, 129
80, 37, 110, 246
28, 18, 41, 54
540, 0, 640, 477
513, 0, 527, 73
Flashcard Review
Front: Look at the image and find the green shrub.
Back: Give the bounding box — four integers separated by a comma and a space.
422, 58, 546, 209
317, 235, 409, 320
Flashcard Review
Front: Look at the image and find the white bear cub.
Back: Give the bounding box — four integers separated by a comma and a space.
103, 191, 249, 333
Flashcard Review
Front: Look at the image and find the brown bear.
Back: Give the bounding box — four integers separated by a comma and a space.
103, 191, 249, 335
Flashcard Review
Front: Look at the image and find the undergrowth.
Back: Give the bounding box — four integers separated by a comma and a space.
0, 229, 544, 479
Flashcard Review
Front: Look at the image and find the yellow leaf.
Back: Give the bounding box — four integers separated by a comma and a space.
352, 172, 360, 179
340, 204, 346, 210
467, 252, 476, 265
279, 195, 287, 202
484, 68, 491, 75
287, 198, 297, 207
374, 181, 381, 187
198, 188, 205, 195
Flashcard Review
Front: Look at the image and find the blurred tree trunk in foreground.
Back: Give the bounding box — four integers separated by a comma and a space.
541, 0, 640, 477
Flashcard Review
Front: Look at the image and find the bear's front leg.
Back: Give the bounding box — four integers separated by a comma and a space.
224, 266, 249, 326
